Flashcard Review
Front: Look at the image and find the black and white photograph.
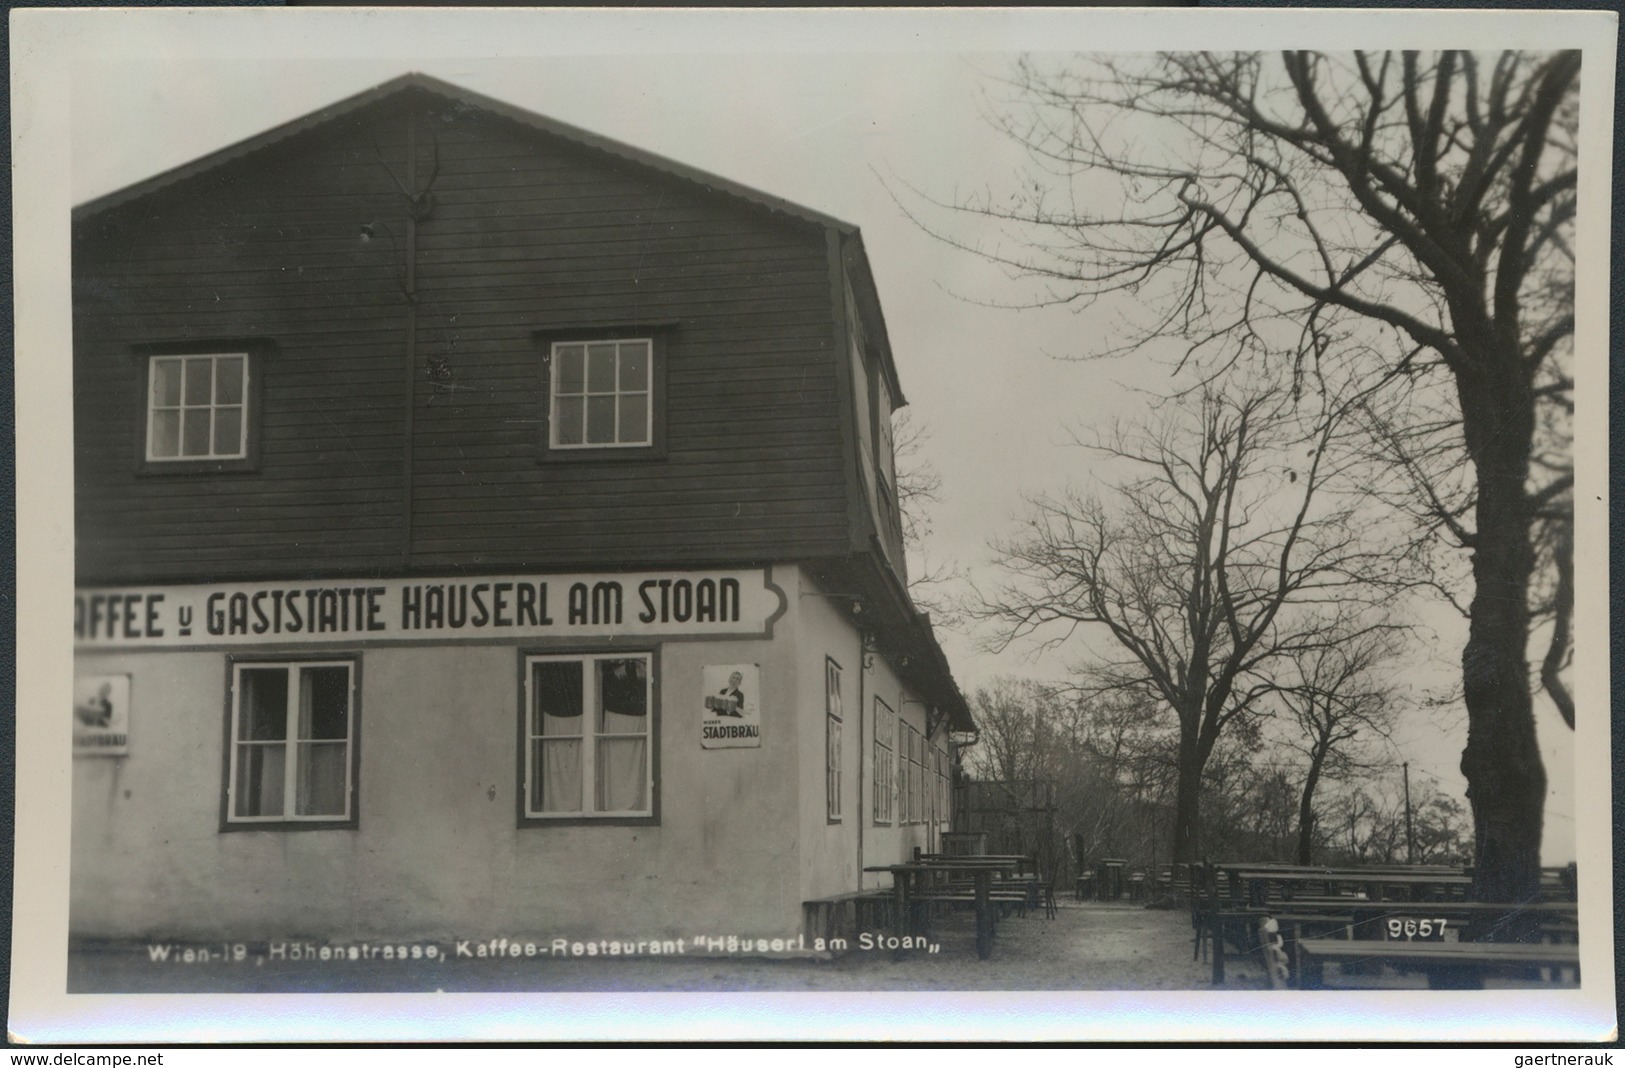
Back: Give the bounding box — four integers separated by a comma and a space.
10, 6, 1616, 1044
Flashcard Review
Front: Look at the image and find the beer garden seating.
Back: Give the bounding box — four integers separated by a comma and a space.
1190, 860, 1580, 988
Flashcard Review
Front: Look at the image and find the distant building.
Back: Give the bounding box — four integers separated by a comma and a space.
70, 74, 971, 947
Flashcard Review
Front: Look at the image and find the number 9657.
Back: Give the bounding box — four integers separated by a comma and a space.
1386, 918, 1447, 940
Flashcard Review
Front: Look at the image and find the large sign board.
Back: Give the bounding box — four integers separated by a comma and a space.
74, 570, 780, 649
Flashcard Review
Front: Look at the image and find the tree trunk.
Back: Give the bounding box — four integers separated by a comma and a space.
1171, 726, 1203, 866
1296, 757, 1324, 865
1457, 371, 1546, 904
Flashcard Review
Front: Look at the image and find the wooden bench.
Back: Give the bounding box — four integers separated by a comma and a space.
1272, 902, 1579, 985
1296, 937, 1580, 989
802, 889, 895, 948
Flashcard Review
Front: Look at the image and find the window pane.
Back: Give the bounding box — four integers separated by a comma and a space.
596, 737, 647, 812
298, 666, 349, 740
239, 669, 289, 741
554, 395, 584, 446
585, 396, 616, 443
617, 394, 648, 444
601, 659, 648, 713
586, 344, 616, 391
149, 410, 180, 458
555, 346, 585, 394
597, 658, 647, 730
536, 738, 582, 813
153, 359, 182, 406
184, 357, 213, 405
214, 406, 243, 456
215, 356, 245, 404
619, 344, 649, 390
296, 742, 347, 816
182, 409, 212, 456
533, 661, 583, 736
234, 743, 285, 817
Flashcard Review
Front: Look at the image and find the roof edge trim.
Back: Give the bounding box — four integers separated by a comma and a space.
73, 71, 862, 236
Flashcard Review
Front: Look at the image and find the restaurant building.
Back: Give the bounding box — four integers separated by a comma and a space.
69, 73, 973, 947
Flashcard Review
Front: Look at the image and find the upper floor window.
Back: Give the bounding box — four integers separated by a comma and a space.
549, 339, 652, 449
226, 659, 357, 827
148, 352, 249, 462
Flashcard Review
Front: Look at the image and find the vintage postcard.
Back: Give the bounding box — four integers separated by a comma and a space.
10, 6, 1616, 1043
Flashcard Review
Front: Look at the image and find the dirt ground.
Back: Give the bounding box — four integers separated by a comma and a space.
68, 900, 1274, 993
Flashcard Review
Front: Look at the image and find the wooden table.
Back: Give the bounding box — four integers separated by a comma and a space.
917, 853, 1037, 876
864, 858, 1019, 960
1221, 866, 1472, 905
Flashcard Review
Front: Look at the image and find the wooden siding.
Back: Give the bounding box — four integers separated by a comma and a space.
74, 92, 851, 584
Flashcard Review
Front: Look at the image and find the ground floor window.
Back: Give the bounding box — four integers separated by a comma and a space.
898, 721, 917, 824
227, 659, 356, 826
910, 726, 924, 824
825, 658, 843, 821
873, 697, 895, 825
524, 652, 653, 819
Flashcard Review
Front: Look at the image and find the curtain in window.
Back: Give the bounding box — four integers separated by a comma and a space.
596, 735, 646, 812
540, 739, 583, 813
236, 668, 287, 818
596, 659, 647, 812
295, 666, 349, 816
534, 661, 585, 813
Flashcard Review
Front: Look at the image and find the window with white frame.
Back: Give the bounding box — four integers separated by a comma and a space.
910, 729, 925, 824
147, 353, 249, 461
525, 653, 652, 819
549, 339, 653, 448
931, 743, 940, 824
825, 658, 843, 821
897, 721, 914, 825
872, 697, 895, 825
935, 744, 948, 823
228, 660, 355, 824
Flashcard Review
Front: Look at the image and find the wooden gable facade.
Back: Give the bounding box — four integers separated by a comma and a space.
69, 76, 975, 949
73, 74, 911, 596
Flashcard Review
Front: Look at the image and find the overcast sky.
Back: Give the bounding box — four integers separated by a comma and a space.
57, 12, 1593, 862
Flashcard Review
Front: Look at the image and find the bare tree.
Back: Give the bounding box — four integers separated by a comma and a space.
966, 676, 1073, 783
1327, 774, 1474, 865
932, 51, 1576, 901
893, 409, 942, 547
1273, 631, 1401, 864
984, 381, 1400, 866
892, 408, 965, 626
